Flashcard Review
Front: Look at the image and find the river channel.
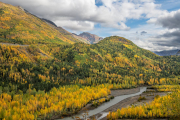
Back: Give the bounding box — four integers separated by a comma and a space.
60, 87, 147, 120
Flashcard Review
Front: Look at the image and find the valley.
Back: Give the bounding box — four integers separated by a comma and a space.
0, 1, 180, 120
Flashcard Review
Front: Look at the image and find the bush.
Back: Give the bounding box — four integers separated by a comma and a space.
155, 95, 160, 99
138, 95, 146, 102
110, 96, 114, 99
3, 87, 9, 93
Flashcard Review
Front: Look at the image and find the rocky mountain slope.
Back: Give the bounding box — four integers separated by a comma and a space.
77, 32, 103, 44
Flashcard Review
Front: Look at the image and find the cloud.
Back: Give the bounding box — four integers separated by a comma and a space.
55, 20, 94, 31
3, 0, 180, 52
148, 9, 180, 30
152, 30, 180, 47
147, 9, 180, 51
108, 23, 180, 51
141, 31, 147, 35
1, 0, 167, 31
109, 24, 166, 50
150, 10, 180, 29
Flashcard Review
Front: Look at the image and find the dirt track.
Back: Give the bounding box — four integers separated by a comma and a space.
0, 42, 49, 57
0, 42, 29, 47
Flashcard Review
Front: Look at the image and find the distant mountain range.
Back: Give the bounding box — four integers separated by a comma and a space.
154, 49, 180, 56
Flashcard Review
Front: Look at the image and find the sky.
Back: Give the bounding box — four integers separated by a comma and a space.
1, 0, 180, 51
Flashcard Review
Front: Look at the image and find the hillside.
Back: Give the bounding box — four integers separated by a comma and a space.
55, 27, 90, 44
42, 19, 89, 44
1, 35, 180, 92
1, 2, 180, 120
0, 1, 179, 91
1, 35, 180, 120
41, 18, 57, 27
0, 2, 81, 45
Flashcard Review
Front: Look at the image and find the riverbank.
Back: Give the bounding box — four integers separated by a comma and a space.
110, 87, 140, 97
97, 87, 168, 120
78, 87, 140, 113
78, 87, 140, 114
59, 87, 143, 120
59, 86, 168, 120
104, 92, 167, 113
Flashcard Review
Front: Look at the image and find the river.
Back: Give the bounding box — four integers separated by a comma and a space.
59, 87, 147, 120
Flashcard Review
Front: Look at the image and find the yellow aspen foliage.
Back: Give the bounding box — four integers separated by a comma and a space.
0, 84, 111, 120
0, 17, 11, 21
107, 85, 180, 120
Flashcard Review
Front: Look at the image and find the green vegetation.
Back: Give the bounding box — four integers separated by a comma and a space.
92, 96, 113, 108
0, 2, 80, 45
107, 85, 180, 119
138, 95, 146, 102
1, 1, 180, 120
1, 35, 180, 93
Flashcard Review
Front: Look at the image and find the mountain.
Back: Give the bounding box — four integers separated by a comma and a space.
42, 21, 85, 43
154, 49, 179, 56
1, 1, 180, 91
1, 34, 180, 119
40, 18, 91, 44
12, 4, 100, 45
176, 50, 180, 56
1, 2, 180, 120
72, 33, 91, 44
2, 34, 179, 92
77, 32, 103, 44
41, 18, 57, 27
0, 2, 81, 45
0, 36, 166, 91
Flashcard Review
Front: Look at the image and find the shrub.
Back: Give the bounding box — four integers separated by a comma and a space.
138, 95, 146, 102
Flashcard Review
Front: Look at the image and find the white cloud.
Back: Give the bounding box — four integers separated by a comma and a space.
55, 20, 94, 31
148, 9, 180, 28
108, 24, 179, 51
1, 0, 167, 31
3, 0, 180, 51
146, 9, 180, 51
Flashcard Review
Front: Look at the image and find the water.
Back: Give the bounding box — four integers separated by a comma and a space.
59, 87, 147, 120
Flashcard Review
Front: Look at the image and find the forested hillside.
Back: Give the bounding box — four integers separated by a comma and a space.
1, 36, 180, 93
1, 2, 180, 120
1, 35, 180, 119
0, 2, 80, 45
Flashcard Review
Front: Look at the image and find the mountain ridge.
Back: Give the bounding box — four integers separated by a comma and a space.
0, 2, 81, 45
1, 2, 180, 120
154, 49, 179, 56
78, 32, 103, 44
0, 1, 180, 90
